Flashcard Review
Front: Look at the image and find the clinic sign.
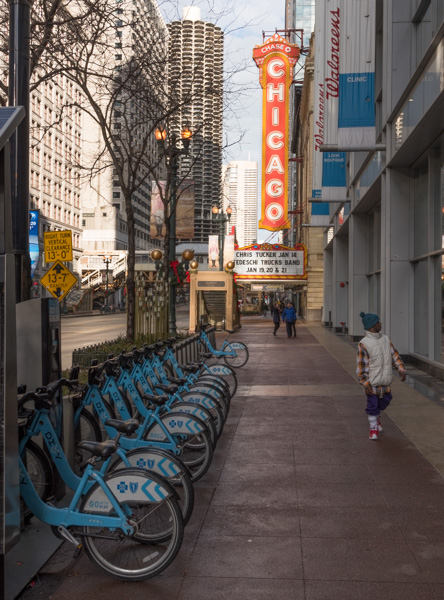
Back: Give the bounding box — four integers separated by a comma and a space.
253, 34, 300, 232
234, 243, 307, 280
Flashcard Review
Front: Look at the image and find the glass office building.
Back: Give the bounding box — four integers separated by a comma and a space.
323, 0, 444, 376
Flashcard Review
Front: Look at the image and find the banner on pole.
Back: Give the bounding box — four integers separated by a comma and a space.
253, 34, 300, 232
338, 0, 376, 148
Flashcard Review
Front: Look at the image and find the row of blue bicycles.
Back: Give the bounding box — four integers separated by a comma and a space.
18, 326, 249, 581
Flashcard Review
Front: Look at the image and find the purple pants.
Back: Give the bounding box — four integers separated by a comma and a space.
365, 392, 392, 416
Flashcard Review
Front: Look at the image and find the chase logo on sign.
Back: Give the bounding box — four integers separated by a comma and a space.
117, 481, 128, 494
130, 482, 139, 494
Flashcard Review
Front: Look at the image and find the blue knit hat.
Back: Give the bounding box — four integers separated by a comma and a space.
360, 312, 380, 330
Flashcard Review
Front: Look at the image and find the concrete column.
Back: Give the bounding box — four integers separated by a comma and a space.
349, 214, 370, 336
384, 167, 411, 353
333, 235, 349, 329
323, 247, 333, 325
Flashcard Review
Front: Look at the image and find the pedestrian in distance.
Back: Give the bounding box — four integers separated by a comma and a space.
356, 312, 406, 440
290, 302, 297, 337
261, 300, 268, 317
272, 302, 281, 336
282, 301, 297, 338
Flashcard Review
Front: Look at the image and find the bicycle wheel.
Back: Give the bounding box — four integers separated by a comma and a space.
197, 374, 231, 400
20, 440, 53, 520
145, 414, 213, 482
179, 392, 225, 439
203, 363, 238, 397
169, 402, 218, 448
223, 341, 249, 368
79, 469, 183, 581
74, 409, 102, 475
109, 449, 194, 525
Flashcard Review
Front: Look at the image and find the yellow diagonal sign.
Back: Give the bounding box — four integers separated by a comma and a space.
40, 260, 77, 301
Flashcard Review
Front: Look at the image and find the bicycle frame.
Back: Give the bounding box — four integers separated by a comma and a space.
20, 403, 175, 499
144, 351, 224, 402
199, 329, 236, 357
76, 381, 205, 455
124, 360, 221, 416
116, 366, 211, 426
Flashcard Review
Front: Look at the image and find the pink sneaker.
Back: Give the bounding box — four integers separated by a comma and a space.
369, 427, 379, 440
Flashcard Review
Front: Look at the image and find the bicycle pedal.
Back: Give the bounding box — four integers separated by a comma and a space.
73, 544, 83, 559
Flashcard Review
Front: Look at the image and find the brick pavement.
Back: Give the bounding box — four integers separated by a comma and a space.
18, 318, 444, 600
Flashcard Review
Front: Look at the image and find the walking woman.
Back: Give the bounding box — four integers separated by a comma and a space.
272, 302, 281, 336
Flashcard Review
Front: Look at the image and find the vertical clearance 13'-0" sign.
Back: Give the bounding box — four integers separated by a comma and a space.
253, 34, 300, 232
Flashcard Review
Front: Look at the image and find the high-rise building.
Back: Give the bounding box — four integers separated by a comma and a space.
29, 75, 84, 279
223, 161, 258, 248
168, 7, 224, 243
285, 0, 315, 49
81, 0, 167, 254
283, 0, 315, 247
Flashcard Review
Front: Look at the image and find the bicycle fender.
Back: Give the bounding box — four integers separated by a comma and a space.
86, 469, 170, 511
180, 392, 217, 411
205, 365, 235, 376
228, 342, 245, 351
125, 451, 180, 477
145, 415, 204, 441
169, 405, 209, 423
188, 386, 222, 401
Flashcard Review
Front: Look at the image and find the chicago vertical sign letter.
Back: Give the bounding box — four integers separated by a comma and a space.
253, 34, 300, 231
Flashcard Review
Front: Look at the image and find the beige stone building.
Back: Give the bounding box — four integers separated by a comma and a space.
295, 33, 324, 322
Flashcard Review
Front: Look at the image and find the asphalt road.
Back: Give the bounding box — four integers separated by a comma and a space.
61, 312, 127, 369
61, 303, 191, 369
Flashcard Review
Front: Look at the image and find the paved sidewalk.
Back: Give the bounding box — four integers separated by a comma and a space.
19, 319, 444, 599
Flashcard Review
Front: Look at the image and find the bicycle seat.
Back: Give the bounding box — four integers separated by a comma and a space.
155, 383, 178, 394
199, 352, 214, 360
105, 418, 139, 434
179, 364, 200, 373
77, 439, 118, 458
167, 376, 187, 386
142, 393, 169, 405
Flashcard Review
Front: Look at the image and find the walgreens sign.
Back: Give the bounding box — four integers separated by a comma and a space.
253, 34, 300, 232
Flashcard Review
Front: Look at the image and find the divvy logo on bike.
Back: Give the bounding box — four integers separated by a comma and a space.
117, 481, 139, 494
168, 419, 184, 428
44, 431, 63, 460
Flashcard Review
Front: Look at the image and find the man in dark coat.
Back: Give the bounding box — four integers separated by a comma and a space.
282, 302, 297, 338
272, 303, 281, 336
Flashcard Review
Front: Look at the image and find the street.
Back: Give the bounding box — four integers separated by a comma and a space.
61, 303, 191, 369
61, 312, 127, 370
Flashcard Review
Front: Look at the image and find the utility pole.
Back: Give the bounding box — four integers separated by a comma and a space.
8, 0, 32, 303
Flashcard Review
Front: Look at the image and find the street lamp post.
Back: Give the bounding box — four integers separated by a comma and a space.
211, 206, 232, 271
155, 127, 192, 335
103, 257, 111, 308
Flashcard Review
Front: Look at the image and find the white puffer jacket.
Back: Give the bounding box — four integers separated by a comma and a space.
359, 331, 393, 387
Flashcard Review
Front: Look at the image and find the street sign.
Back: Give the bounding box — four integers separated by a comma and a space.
251, 284, 285, 291
40, 260, 77, 301
44, 230, 73, 262
234, 243, 307, 280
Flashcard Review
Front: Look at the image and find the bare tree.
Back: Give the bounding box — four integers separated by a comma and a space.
1, 0, 257, 339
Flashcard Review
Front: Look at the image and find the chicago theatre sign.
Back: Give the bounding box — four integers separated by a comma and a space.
253, 34, 300, 231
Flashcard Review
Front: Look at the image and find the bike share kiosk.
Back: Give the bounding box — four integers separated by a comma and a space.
189, 269, 241, 332
0, 106, 25, 597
